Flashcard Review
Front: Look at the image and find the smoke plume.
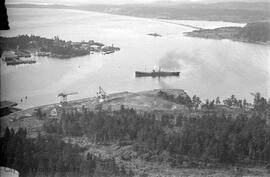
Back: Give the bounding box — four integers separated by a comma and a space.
157, 50, 228, 84
158, 50, 205, 70
158, 51, 181, 70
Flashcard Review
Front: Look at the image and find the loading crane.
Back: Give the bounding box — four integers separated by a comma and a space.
96, 86, 107, 103
250, 92, 256, 97
58, 91, 78, 103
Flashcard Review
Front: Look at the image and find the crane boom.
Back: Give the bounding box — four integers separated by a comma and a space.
250, 92, 256, 97
99, 86, 106, 95
97, 86, 107, 103
58, 92, 78, 97
58, 91, 78, 103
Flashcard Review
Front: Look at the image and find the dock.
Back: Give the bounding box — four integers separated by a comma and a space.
158, 20, 203, 30
4, 57, 36, 65
2, 51, 36, 66
0, 101, 21, 117
15, 50, 31, 58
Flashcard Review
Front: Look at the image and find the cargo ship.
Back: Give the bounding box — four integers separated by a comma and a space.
135, 69, 180, 77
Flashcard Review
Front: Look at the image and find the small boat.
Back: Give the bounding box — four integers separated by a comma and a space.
135, 70, 180, 77
103, 50, 115, 55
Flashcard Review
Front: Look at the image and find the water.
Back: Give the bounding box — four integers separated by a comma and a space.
1, 8, 269, 108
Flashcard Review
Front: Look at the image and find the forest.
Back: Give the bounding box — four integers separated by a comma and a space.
0, 128, 133, 177
158, 90, 269, 115
42, 93, 270, 167
1, 93, 270, 177
239, 22, 270, 43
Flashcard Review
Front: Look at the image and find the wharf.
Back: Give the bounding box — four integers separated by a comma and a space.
5, 57, 36, 65
2, 51, 36, 65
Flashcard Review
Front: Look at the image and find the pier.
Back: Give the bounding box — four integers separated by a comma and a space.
158, 20, 203, 30
3, 56, 36, 66
0, 101, 21, 117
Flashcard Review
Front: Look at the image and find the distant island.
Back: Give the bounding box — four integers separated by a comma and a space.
0, 35, 120, 65
184, 22, 270, 45
147, 33, 162, 37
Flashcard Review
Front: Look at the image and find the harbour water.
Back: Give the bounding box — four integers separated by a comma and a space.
1, 8, 269, 108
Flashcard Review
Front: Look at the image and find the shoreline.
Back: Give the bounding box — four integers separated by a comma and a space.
0, 88, 257, 122
185, 34, 270, 46
1, 91, 131, 118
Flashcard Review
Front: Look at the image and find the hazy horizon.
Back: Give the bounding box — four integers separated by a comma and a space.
7, 0, 270, 5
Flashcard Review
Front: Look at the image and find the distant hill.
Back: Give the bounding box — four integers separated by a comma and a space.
185, 21, 270, 44
78, 2, 270, 23
7, 1, 270, 23
203, 0, 270, 3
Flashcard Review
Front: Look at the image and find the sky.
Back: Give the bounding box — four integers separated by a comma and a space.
7, 0, 268, 5
7, 0, 199, 5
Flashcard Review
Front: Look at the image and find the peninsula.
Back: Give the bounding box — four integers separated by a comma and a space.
0, 35, 120, 63
184, 22, 270, 45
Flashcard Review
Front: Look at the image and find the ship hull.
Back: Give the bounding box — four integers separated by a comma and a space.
135, 71, 180, 77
